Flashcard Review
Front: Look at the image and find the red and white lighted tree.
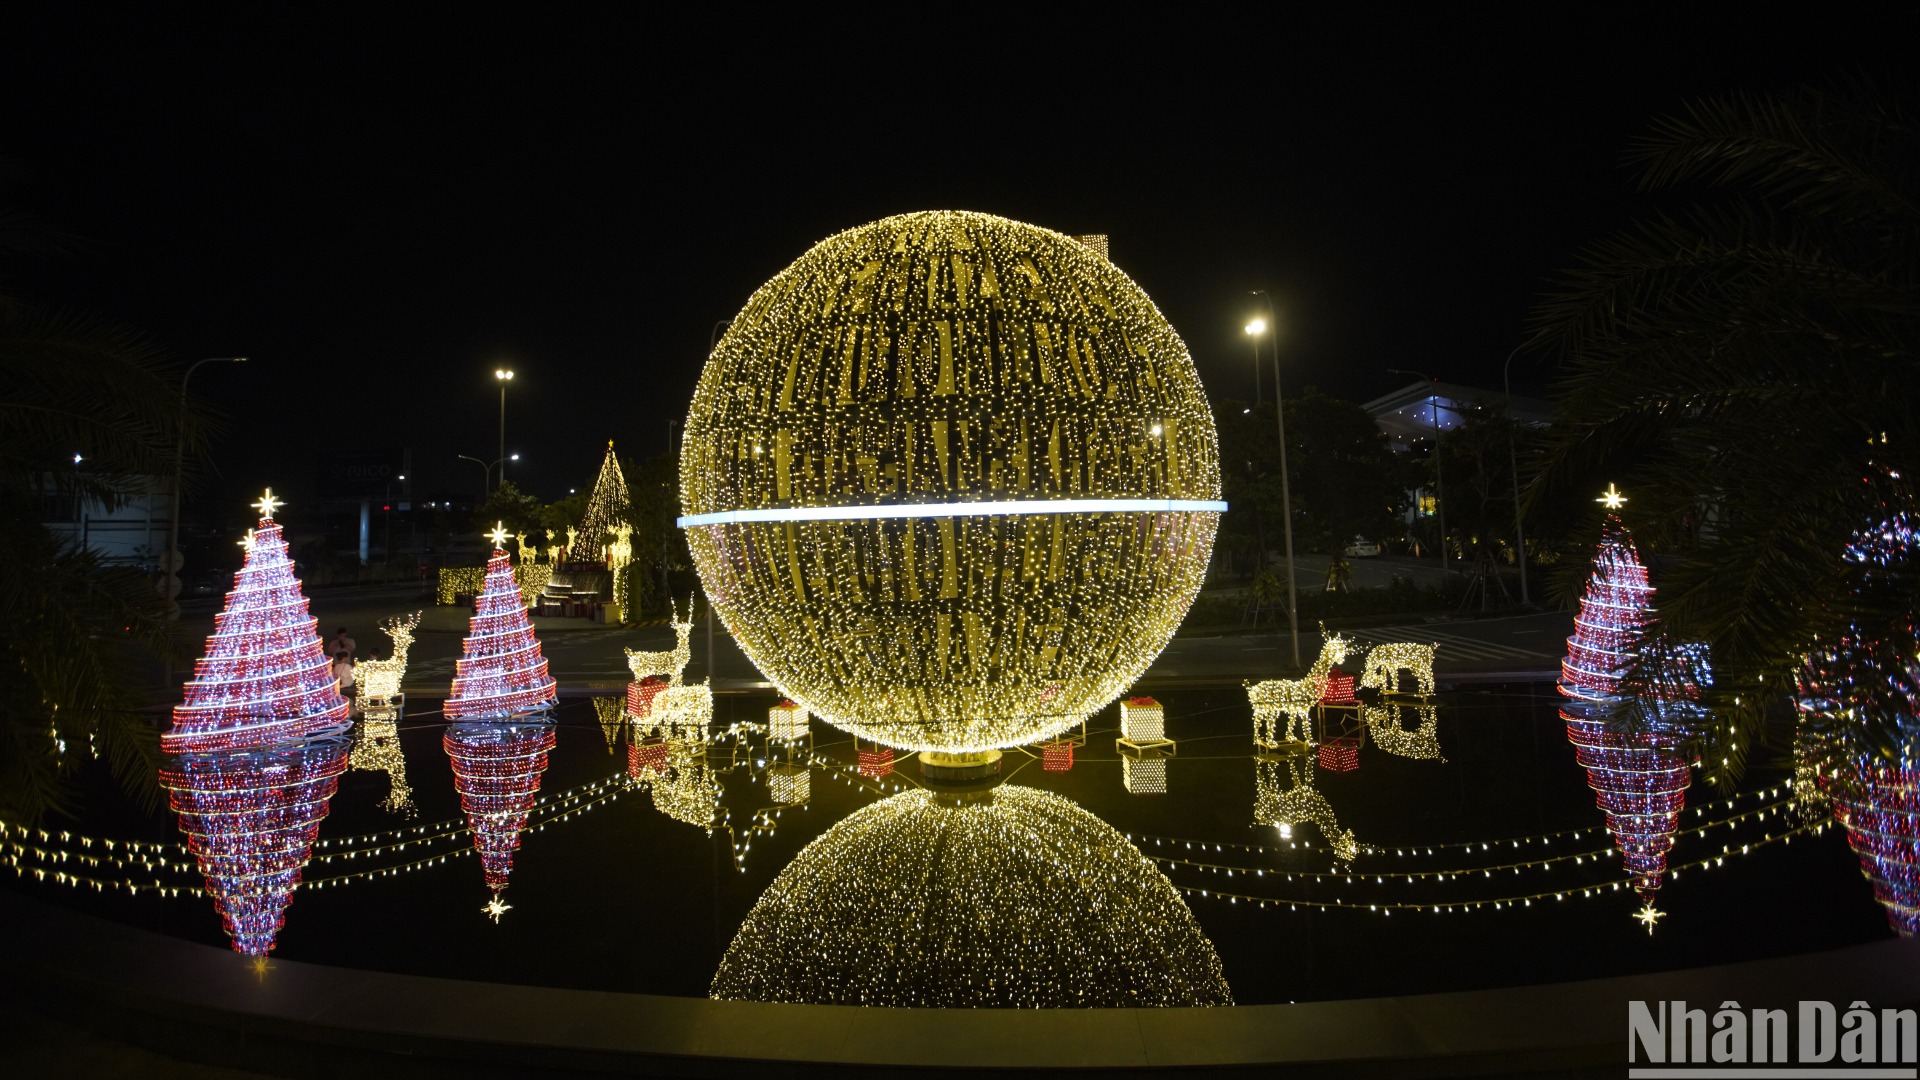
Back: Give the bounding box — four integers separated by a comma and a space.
162, 489, 350, 754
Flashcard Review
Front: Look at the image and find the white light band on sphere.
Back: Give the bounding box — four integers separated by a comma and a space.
677, 498, 1228, 528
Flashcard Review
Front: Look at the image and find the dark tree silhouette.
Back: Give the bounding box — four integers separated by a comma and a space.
1532, 80, 1920, 786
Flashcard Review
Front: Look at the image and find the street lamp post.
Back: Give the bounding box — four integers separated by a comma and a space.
382, 473, 406, 566
495, 369, 514, 490
166, 357, 247, 621
457, 454, 518, 502
1388, 369, 1450, 576
1248, 291, 1300, 668
1502, 346, 1530, 605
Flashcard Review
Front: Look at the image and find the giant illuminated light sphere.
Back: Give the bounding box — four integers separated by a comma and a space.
679, 211, 1223, 752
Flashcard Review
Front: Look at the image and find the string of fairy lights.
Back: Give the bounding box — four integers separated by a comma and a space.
1167, 818, 1832, 914
1142, 791, 1800, 882
0, 770, 634, 898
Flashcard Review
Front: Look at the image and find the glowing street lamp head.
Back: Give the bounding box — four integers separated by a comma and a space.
680, 211, 1222, 753
495, 369, 514, 382
1245, 317, 1267, 336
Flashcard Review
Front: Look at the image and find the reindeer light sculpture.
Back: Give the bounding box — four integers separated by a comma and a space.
1247, 630, 1351, 747
355, 611, 423, 718
1360, 641, 1439, 698
625, 597, 696, 686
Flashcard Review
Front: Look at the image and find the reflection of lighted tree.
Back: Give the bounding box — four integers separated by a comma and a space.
713, 785, 1230, 1007
443, 718, 556, 911
1827, 766, 1920, 936
159, 735, 351, 956
1254, 754, 1357, 862
1562, 705, 1688, 908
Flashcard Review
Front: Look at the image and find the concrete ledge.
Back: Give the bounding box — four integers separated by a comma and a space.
8, 887, 1919, 1078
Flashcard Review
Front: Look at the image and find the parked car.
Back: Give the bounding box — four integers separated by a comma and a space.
1343, 537, 1381, 557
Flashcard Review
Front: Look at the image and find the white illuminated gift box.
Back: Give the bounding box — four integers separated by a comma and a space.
768, 700, 809, 743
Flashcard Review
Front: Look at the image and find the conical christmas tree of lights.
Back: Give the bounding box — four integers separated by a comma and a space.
443, 525, 557, 918
159, 735, 351, 956
162, 489, 350, 753
443, 525, 557, 722
1799, 509, 1920, 935
1559, 484, 1692, 931
575, 440, 630, 565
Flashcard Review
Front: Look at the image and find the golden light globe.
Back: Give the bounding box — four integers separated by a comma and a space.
679, 211, 1221, 752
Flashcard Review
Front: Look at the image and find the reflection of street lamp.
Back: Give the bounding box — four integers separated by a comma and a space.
167, 357, 247, 620
1388, 369, 1452, 576
494, 369, 514, 490
1247, 293, 1299, 668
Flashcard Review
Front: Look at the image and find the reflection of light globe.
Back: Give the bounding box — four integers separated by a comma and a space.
711, 786, 1231, 1007
679, 211, 1221, 752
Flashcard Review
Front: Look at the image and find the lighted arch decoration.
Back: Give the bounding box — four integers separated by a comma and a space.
678, 211, 1223, 752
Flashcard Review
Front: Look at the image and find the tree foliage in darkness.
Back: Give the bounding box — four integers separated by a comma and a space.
1532, 79, 1920, 788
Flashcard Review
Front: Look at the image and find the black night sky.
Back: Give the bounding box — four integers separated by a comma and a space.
5, 9, 1911, 512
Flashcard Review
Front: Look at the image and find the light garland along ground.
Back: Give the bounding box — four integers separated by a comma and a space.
1123, 780, 1796, 858
0, 769, 632, 898
1172, 819, 1831, 913
1146, 793, 1798, 883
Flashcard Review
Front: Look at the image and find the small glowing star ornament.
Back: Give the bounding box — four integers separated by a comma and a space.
1633, 901, 1665, 934
252, 488, 284, 520
238, 528, 256, 553
486, 522, 511, 549
1597, 483, 1627, 511
483, 894, 512, 923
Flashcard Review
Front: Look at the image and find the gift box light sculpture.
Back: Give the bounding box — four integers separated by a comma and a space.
163, 491, 350, 754
678, 211, 1224, 755
768, 700, 809, 744
160, 734, 351, 956
712, 786, 1230, 1007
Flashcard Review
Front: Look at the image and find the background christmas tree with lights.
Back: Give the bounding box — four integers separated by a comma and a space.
162, 489, 350, 753
443, 525, 557, 722
1559, 485, 1693, 932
